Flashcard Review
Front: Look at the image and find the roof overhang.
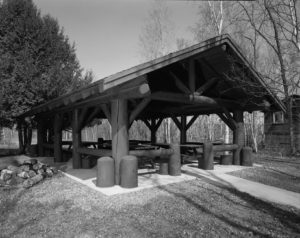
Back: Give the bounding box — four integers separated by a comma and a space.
19, 34, 285, 121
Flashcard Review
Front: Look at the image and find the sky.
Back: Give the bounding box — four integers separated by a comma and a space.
33, 0, 200, 81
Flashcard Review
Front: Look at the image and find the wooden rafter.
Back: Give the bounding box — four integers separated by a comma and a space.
171, 117, 182, 130
188, 59, 196, 92
84, 107, 102, 126
78, 107, 89, 129
200, 58, 221, 77
129, 97, 151, 124
217, 113, 236, 131
20, 35, 285, 120
186, 114, 199, 129
143, 118, 163, 131
24, 82, 150, 117
151, 91, 241, 109
221, 106, 235, 123
153, 118, 163, 131
100, 104, 111, 123
196, 77, 218, 95
142, 119, 151, 129
169, 71, 191, 94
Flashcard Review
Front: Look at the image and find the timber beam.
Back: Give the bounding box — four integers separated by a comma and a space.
153, 118, 163, 131
78, 107, 89, 129
171, 115, 198, 144
181, 116, 187, 143
186, 114, 199, 129
151, 91, 241, 109
196, 77, 218, 95
129, 98, 151, 124
216, 105, 238, 131
84, 107, 102, 126
100, 104, 111, 123
72, 83, 150, 110
142, 118, 163, 143
171, 117, 181, 130
111, 99, 129, 185
217, 113, 236, 131
72, 109, 81, 169
188, 59, 196, 92
169, 71, 191, 94
23, 81, 150, 117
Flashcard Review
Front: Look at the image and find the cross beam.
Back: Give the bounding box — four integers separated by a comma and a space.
151, 91, 241, 109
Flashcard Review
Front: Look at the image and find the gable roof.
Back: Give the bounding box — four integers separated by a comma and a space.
20, 34, 285, 119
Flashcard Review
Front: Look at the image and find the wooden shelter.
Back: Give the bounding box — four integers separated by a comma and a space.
18, 34, 285, 184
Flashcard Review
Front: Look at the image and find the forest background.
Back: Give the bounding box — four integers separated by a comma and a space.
0, 0, 299, 154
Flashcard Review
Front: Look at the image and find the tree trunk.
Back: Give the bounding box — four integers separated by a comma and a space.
251, 112, 258, 152
288, 98, 296, 154
0, 127, 3, 143
17, 122, 24, 153
265, 1, 296, 154
27, 126, 32, 146
224, 125, 230, 154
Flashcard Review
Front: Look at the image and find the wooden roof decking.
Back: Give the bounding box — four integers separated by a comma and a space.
20, 34, 285, 123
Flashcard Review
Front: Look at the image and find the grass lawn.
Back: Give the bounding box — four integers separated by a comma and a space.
1, 173, 300, 238
229, 153, 300, 193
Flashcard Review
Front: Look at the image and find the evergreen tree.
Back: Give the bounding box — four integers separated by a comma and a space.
0, 0, 92, 127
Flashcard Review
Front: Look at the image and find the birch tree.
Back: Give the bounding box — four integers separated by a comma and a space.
238, 0, 300, 154
191, 1, 232, 144
138, 0, 175, 143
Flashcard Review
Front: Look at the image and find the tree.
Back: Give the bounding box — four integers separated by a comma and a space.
191, 1, 234, 145
0, 0, 93, 152
138, 0, 174, 61
138, 0, 175, 143
238, 0, 300, 154
0, 0, 92, 128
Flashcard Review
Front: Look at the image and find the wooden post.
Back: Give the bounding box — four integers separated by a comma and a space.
199, 142, 214, 170
37, 118, 45, 156
168, 144, 181, 176
241, 147, 253, 166
72, 109, 81, 169
150, 129, 156, 144
150, 119, 156, 144
233, 110, 244, 165
47, 125, 54, 144
97, 157, 115, 187
143, 118, 163, 144
180, 116, 187, 144
111, 99, 129, 185
120, 155, 138, 188
53, 114, 63, 163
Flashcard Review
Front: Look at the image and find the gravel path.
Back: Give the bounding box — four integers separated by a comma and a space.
1, 173, 300, 238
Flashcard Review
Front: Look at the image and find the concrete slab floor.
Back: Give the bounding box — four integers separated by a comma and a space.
61, 161, 248, 196
57, 159, 194, 196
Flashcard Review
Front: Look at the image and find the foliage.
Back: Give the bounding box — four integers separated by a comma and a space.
0, 0, 93, 127
137, 0, 176, 143
138, 0, 174, 61
234, 0, 300, 153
